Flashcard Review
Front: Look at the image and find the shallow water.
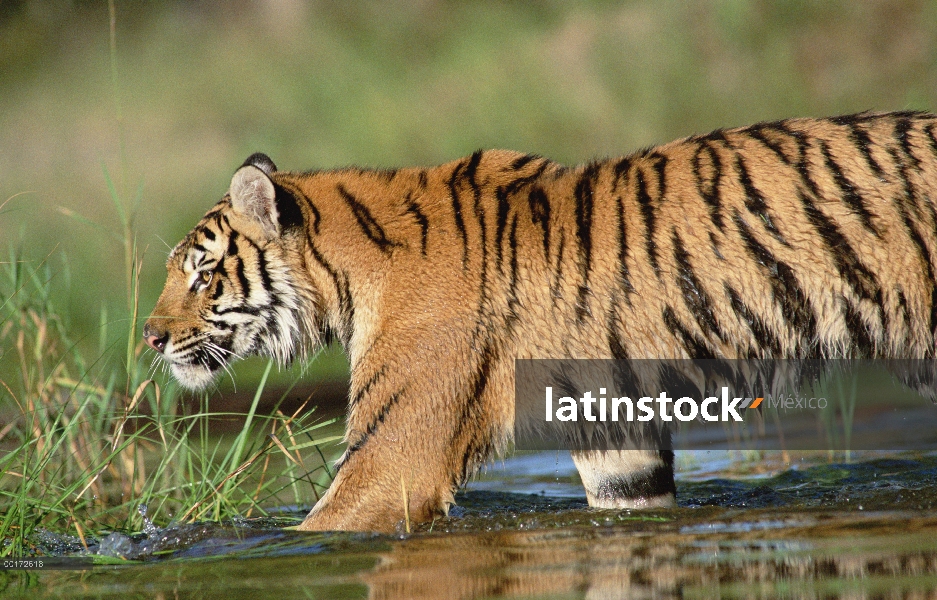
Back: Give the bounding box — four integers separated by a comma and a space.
4, 452, 937, 599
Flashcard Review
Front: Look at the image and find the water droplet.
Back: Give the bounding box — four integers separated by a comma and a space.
138, 504, 159, 537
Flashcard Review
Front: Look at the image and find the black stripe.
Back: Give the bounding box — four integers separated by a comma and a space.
448, 159, 470, 270
511, 153, 536, 170
501, 160, 550, 197
196, 258, 218, 273
465, 152, 489, 337
474, 174, 491, 333
272, 182, 304, 231
607, 299, 629, 359
574, 163, 599, 322
636, 168, 660, 277
464, 149, 484, 206
692, 128, 727, 145
495, 186, 510, 275
449, 340, 498, 485
745, 124, 795, 166
202, 315, 234, 333
255, 246, 275, 303
352, 365, 387, 408
829, 112, 875, 126
773, 123, 820, 198
926, 123, 937, 162
818, 141, 879, 236
733, 211, 817, 348
229, 241, 251, 299
507, 214, 521, 326
341, 387, 407, 466
280, 181, 319, 234
844, 121, 886, 178
615, 195, 635, 300
894, 194, 937, 346
613, 156, 632, 184
192, 346, 225, 372
204, 202, 228, 221
724, 282, 782, 356
337, 270, 354, 348
551, 230, 566, 305
709, 230, 725, 260
234, 232, 276, 306
212, 214, 226, 235
337, 184, 399, 254
404, 195, 429, 256
662, 306, 715, 359
895, 115, 921, 171
211, 278, 224, 300
736, 153, 789, 246
891, 147, 922, 217
692, 141, 725, 231
844, 299, 875, 357
306, 236, 354, 347
897, 289, 913, 334
173, 333, 207, 354
783, 122, 811, 169
307, 199, 321, 235
213, 261, 228, 282
798, 190, 885, 328
528, 186, 551, 260
200, 227, 216, 242
672, 229, 724, 341
211, 302, 261, 317
651, 152, 668, 198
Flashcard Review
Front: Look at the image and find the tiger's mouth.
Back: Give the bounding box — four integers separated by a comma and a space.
146, 328, 238, 391
166, 360, 221, 391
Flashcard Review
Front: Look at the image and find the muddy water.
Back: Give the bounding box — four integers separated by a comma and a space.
4, 452, 937, 599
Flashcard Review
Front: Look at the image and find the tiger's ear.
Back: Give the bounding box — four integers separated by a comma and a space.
229, 156, 279, 237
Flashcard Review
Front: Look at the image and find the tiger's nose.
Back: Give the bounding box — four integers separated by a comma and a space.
142, 323, 168, 353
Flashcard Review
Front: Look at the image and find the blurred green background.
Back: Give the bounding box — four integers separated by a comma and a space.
1, 0, 936, 394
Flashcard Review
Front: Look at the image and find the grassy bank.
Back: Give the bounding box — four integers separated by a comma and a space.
0, 170, 340, 557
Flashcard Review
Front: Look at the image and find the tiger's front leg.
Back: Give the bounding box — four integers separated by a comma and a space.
298, 339, 512, 532
297, 437, 456, 532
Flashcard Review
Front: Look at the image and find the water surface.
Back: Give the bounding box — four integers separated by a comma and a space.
4, 451, 937, 599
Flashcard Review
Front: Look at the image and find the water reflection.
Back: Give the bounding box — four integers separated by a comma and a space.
364, 514, 937, 599
5, 452, 937, 599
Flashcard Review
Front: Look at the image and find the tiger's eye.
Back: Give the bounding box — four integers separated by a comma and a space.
199, 270, 213, 286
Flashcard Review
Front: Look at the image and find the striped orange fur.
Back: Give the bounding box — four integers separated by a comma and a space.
144, 111, 937, 531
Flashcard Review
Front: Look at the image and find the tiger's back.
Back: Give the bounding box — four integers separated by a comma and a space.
144, 111, 937, 531
476, 111, 937, 365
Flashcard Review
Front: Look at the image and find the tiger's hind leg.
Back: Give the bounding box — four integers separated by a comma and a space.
570, 449, 676, 508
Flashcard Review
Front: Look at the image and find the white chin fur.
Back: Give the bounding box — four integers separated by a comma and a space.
170, 362, 218, 391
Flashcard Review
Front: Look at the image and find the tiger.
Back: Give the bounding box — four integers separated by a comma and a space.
143, 110, 937, 532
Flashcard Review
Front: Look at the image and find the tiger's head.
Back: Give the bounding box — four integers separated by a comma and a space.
143, 154, 320, 390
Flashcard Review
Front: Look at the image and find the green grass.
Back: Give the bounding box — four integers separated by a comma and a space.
0, 235, 341, 557
0, 5, 346, 557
